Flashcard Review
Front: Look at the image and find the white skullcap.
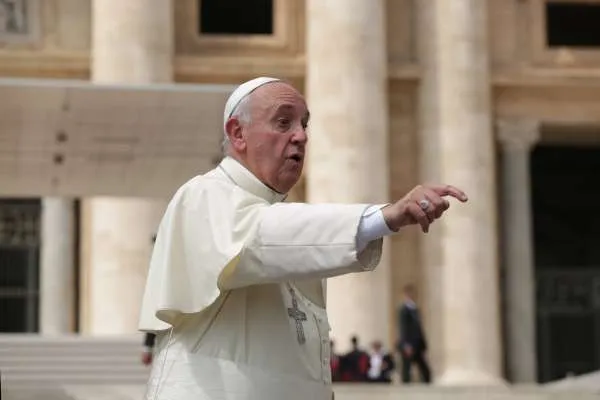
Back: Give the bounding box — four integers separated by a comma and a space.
223, 76, 280, 131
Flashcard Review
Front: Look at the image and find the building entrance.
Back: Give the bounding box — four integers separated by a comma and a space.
0, 198, 40, 332
532, 145, 600, 382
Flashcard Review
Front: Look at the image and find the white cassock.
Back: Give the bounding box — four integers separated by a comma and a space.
138, 157, 388, 400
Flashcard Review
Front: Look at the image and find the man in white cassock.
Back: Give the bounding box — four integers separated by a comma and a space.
138, 77, 468, 400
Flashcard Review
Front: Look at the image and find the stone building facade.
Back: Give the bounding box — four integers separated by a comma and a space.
0, 0, 599, 385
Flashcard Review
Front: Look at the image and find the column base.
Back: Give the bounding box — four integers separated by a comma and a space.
436, 369, 507, 387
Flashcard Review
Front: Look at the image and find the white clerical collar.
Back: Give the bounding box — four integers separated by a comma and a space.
218, 157, 287, 204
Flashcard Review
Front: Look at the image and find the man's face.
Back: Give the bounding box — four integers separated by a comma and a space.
226, 82, 309, 193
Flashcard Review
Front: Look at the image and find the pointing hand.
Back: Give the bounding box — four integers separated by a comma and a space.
382, 184, 468, 233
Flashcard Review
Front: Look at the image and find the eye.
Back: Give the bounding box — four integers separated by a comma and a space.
276, 118, 291, 130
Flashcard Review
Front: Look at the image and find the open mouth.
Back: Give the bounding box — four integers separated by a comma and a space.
288, 154, 303, 162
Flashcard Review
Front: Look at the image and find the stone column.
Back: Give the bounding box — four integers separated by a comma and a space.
91, 0, 173, 83
497, 119, 540, 383
82, 0, 172, 334
40, 198, 75, 334
305, 0, 390, 352
417, 0, 503, 384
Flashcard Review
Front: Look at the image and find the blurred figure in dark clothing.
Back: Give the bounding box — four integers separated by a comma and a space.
142, 332, 156, 366
340, 336, 370, 382
330, 340, 342, 382
398, 284, 431, 383
142, 234, 157, 366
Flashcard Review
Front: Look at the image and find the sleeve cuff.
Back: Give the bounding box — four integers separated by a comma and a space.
357, 204, 394, 252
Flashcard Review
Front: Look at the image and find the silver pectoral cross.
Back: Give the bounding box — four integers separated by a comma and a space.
287, 287, 307, 344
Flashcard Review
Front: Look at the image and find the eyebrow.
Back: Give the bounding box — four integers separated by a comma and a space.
273, 104, 295, 114
273, 104, 310, 120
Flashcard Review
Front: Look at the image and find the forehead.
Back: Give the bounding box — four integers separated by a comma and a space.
250, 82, 308, 113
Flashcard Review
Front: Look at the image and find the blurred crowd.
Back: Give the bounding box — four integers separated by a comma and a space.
328, 284, 432, 384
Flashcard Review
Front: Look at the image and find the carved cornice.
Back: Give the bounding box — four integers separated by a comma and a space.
6, 51, 600, 89
174, 55, 306, 81
0, 51, 422, 82
0, 51, 90, 79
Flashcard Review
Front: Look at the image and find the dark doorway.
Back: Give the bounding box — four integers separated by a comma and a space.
0, 198, 41, 332
532, 144, 600, 382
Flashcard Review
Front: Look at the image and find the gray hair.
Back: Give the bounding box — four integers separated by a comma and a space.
222, 94, 253, 155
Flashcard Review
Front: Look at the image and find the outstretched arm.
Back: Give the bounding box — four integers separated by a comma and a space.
218, 184, 467, 290
218, 202, 387, 290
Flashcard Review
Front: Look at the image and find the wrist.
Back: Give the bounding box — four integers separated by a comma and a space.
381, 204, 402, 232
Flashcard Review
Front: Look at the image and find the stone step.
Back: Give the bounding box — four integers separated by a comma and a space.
2, 374, 149, 386
4, 385, 600, 400
0, 334, 141, 341
0, 339, 141, 348
0, 355, 143, 366
0, 348, 142, 357
0, 335, 150, 387
1, 365, 148, 374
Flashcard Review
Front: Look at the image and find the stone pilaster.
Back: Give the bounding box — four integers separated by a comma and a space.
40, 198, 75, 334
81, 0, 172, 334
91, 0, 173, 83
305, 0, 390, 352
497, 118, 540, 383
417, 0, 504, 385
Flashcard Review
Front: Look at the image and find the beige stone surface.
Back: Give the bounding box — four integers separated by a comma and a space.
80, 0, 173, 334
43, 0, 91, 52
417, 0, 502, 384
387, 82, 421, 344
305, 0, 391, 352
0, 77, 231, 198
80, 198, 166, 334
497, 119, 540, 383
4, 385, 600, 400
91, 0, 172, 84
40, 198, 76, 334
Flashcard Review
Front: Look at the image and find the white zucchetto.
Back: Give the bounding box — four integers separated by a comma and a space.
223, 77, 281, 131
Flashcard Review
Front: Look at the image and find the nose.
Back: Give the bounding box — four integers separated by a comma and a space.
291, 126, 308, 145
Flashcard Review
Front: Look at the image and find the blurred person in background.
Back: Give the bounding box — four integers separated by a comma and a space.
340, 335, 370, 382
329, 340, 341, 382
141, 235, 157, 366
367, 340, 395, 383
397, 284, 431, 384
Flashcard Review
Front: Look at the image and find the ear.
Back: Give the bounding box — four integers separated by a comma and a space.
225, 117, 247, 152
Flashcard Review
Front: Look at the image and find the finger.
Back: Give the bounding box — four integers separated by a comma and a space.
437, 198, 450, 218
419, 188, 448, 221
422, 188, 446, 220
420, 198, 436, 223
408, 203, 430, 233
430, 185, 468, 202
